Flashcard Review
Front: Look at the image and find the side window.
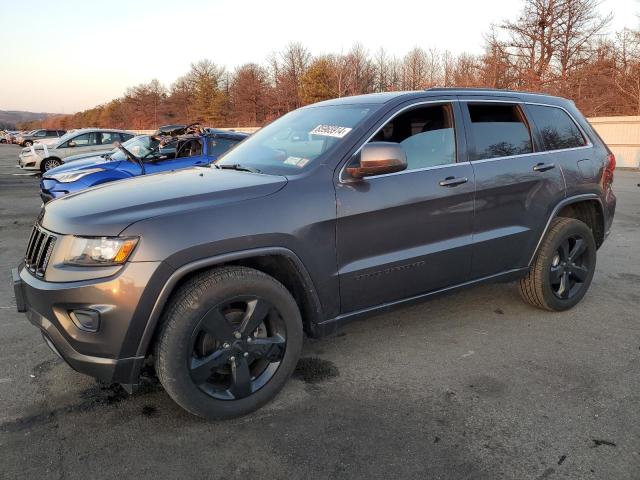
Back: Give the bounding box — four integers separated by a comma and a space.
527, 105, 587, 151
367, 104, 456, 171
119, 133, 135, 142
68, 132, 97, 147
176, 139, 203, 158
99, 132, 117, 145
207, 138, 239, 158
45, 130, 57, 136
467, 104, 533, 160
34, 130, 46, 137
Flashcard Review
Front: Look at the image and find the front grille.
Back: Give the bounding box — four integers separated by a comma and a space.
24, 225, 56, 277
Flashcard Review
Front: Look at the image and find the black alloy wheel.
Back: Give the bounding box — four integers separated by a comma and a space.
549, 234, 591, 300
189, 296, 286, 400
155, 266, 303, 419
519, 217, 597, 311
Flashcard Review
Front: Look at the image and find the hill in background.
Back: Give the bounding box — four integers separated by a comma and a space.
0, 110, 59, 129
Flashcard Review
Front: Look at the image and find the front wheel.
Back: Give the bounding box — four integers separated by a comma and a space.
23, 140, 33, 147
155, 266, 303, 419
42, 158, 62, 172
519, 217, 597, 311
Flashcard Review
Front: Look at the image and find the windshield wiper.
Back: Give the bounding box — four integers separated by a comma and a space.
215, 164, 261, 174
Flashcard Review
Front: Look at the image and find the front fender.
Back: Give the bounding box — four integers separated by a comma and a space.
126, 247, 323, 360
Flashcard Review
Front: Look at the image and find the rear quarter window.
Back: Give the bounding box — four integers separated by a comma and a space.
527, 105, 587, 151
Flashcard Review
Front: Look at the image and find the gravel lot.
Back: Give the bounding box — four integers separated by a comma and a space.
0, 144, 638, 479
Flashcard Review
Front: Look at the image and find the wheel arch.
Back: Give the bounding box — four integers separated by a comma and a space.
40, 156, 62, 172
529, 194, 605, 266
135, 247, 325, 359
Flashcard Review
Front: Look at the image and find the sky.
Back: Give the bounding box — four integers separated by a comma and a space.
0, 0, 637, 113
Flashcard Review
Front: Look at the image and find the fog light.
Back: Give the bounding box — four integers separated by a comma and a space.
70, 309, 100, 332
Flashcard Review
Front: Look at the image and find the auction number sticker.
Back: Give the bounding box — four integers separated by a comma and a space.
284, 156, 310, 168
309, 124, 352, 138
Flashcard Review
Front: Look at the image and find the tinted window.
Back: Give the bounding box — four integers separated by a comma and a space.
527, 105, 586, 151
34, 130, 46, 137
367, 104, 456, 170
45, 130, 57, 136
119, 133, 135, 142
468, 104, 532, 160
207, 138, 240, 158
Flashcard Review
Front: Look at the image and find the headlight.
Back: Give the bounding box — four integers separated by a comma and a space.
49, 168, 105, 183
64, 237, 138, 266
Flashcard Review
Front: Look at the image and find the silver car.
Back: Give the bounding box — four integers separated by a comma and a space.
18, 128, 136, 171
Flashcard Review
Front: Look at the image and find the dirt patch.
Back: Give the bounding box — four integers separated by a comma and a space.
293, 357, 339, 384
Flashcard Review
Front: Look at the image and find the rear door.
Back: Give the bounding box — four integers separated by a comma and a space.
98, 131, 120, 149
335, 100, 476, 313
523, 103, 595, 198
460, 99, 565, 278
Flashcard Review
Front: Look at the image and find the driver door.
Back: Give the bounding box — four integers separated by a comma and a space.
335, 101, 475, 313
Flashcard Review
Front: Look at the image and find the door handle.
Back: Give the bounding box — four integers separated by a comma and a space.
533, 162, 555, 172
439, 176, 468, 187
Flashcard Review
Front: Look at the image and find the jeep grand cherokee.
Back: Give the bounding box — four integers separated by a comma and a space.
13, 89, 616, 419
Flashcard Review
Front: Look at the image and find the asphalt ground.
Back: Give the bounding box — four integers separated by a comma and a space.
0, 144, 638, 479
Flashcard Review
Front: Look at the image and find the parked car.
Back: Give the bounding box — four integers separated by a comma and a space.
18, 128, 135, 172
16, 129, 66, 147
13, 89, 616, 419
40, 129, 248, 202
1, 130, 21, 144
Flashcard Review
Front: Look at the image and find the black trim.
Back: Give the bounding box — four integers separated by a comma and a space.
316, 267, 530, 336
135, 247, 324, 358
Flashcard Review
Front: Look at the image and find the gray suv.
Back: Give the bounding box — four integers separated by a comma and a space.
13, 89, 616, 419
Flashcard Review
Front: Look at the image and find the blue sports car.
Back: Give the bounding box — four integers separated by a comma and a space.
40, 127, 248, 202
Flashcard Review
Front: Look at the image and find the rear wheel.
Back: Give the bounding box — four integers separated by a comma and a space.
519, 217, 596, 311
155, 266, 303, 419
42, 158, 62, 172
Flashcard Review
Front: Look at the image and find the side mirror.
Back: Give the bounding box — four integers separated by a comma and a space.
346, 142, 407, 179
67, 141, 76, 148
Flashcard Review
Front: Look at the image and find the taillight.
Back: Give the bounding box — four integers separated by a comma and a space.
603, 152, 615, 188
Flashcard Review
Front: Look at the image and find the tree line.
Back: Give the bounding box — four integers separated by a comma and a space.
20, 0, 640, 131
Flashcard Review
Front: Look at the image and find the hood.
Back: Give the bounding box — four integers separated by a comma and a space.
42, 167, 288, 236
45, 156, 118, 176
64, 149, 113, 163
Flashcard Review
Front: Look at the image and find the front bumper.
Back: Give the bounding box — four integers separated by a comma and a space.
18, 152, 42, 170
12, 261, 166, 384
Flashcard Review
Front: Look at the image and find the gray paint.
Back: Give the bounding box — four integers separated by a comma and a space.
15, 89, 617, 386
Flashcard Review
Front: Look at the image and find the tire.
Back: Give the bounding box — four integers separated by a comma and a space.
23, 140, 33, 147
155, 266, 303, 419
42, 158, 62, 172
519, 217, 597, 311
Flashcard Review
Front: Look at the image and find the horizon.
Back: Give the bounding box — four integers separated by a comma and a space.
0, 0, 637, 114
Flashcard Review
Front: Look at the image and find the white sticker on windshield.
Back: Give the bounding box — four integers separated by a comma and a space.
284, 156, 310, 168
310, 124, 352, 138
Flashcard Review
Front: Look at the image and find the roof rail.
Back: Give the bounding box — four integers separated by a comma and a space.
425, 87, 554, 97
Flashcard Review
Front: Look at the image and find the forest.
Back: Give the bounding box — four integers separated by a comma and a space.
21, 0, 640, 130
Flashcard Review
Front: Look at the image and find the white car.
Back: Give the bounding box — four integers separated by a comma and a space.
18, 128, 136, 172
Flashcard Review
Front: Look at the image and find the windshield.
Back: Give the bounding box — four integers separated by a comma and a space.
110, 135, 158, 161
215, 105, 377, 175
